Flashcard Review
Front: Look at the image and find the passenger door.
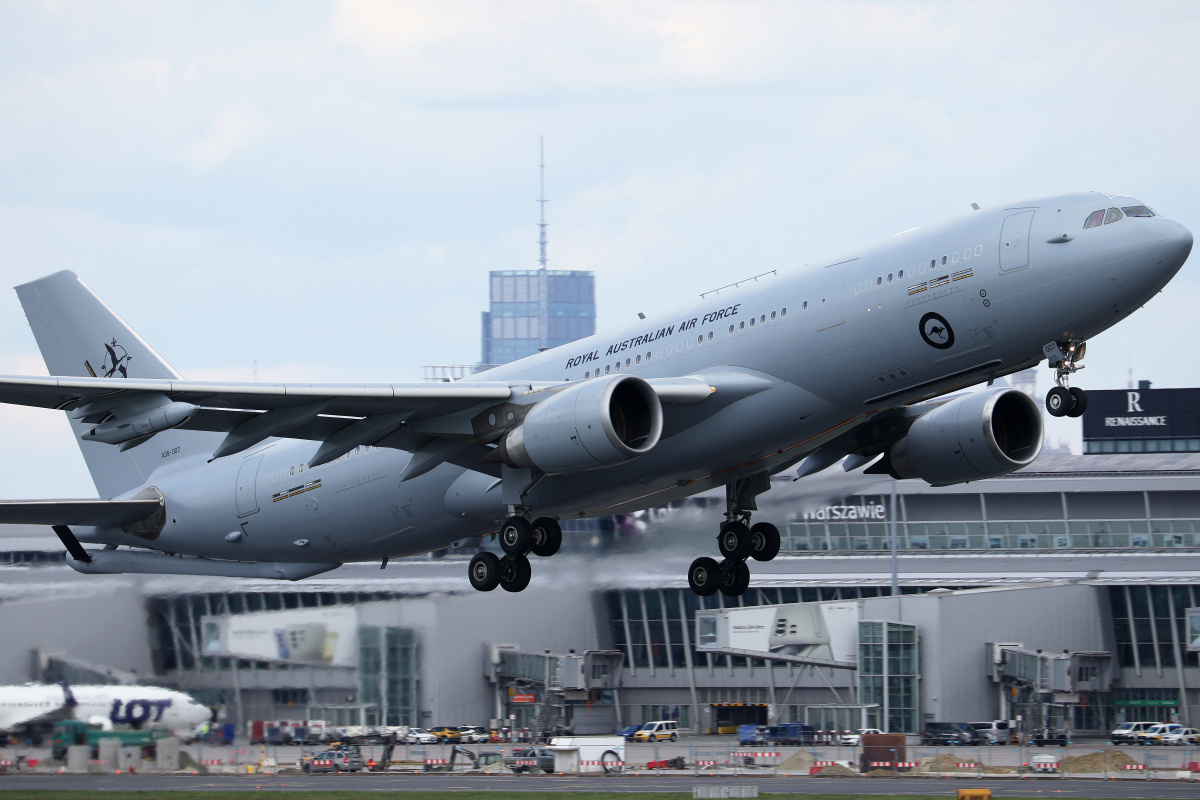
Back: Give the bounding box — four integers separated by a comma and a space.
235, 455, 263, 517
999, 210, 1035, 272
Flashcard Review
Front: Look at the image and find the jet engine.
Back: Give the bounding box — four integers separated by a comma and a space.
497, 374, 663, 474
888, 387, 1042, 486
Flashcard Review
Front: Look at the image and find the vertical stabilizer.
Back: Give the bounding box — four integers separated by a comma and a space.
15, 271, 222, 498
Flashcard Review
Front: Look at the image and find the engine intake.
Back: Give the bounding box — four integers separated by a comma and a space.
889, 387, 1043, 486
499, 375, 663, 474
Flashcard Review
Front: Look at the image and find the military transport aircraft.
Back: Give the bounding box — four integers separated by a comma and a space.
0, 192, 1191, 596
0, 681, 211, 735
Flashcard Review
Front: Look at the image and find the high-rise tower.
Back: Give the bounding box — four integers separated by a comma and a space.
481, 139, 596, 366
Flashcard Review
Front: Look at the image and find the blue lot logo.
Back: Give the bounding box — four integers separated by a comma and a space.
110, 698, 172, 727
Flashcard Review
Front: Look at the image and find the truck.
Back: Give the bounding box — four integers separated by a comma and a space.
51, 719, 170, 760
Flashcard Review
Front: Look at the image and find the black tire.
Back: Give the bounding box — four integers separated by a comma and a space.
1067, 387, 1088, 417
468, 552, 501, 591
499, 515, 534, 555
688, 556, 721, 596
749, 522, 781, 562
669, 732, 677, 742
304, 763, 312, 774
718, 521, 753, 559
600, 749, 622, 774
499, 553, 532, 592
530, 517, 562, 557
719, 558, 750, 596
1046, 386, 1071, 417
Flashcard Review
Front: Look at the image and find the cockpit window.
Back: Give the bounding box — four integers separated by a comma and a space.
1122, 205, 1155, 217
1084, 210, 1105, 229
1104, 207, 1123, 224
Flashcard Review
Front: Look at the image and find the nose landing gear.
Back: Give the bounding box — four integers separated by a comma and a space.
688, 474, 781, 597
469, 508, 562, 592
1043, 340, 1088, 418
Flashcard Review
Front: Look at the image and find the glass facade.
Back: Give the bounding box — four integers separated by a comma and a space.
481, 269, 595, 365
1108, 585, 1200, 670
858, 621, 919, 733
603, 585, 928, 672
359, 626, 419, 727
784, 490, 1200, 552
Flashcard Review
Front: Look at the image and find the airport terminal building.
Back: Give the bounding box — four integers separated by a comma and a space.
3, 383, 1200, 739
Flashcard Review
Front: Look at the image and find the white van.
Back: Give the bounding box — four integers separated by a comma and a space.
968, 720, 1014, 745
1110, 721, 1157, 744
632, 720, 678, 742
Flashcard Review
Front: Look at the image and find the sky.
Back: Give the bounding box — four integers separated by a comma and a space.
1, 0, 1198, 499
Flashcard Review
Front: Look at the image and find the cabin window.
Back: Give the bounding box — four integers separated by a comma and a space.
729, 324, 735, 334
759, 314, 766, 323
887, 273, 893, 283
1084, 209, 1105, 228
1122, 205, 1154, 217
875, 277, 883, 287
770, 310, 777, 320
585, 371, 590, 379
802, 301, 808, 311
605, 365, 611, 374
635, 355, 641, 364
749, 318, 755, 328
941, 255, 948, 265
708, 331, 714, 341
1104, 207, 1123, 224
898, 269, 905, 279
739, 321, 745, 331
697, 335, 703, 344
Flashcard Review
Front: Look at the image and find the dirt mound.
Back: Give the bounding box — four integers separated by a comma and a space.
778, 750, 813, 771
813, 762, 858, 777
1061, 748, 1139, 774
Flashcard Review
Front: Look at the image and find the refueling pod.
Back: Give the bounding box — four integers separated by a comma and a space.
889, 387, 1043, 486
496, 374, 663, 474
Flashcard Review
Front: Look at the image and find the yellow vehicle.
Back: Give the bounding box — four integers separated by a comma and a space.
632, 720, 678, 742
429, 726, 462, 743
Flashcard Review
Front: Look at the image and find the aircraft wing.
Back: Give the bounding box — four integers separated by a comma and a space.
0, 499, 162, 527
0, 373, 726, 470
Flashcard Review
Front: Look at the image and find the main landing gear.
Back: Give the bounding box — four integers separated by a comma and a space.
688, 475, 780, 597
468, 509, 561, 593
1044, 340, 1088, 418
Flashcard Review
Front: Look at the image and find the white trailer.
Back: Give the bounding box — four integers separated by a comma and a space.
548, 736, 626, 774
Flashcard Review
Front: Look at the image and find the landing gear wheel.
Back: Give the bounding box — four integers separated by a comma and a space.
468, 552, 501, 592
688, 556, 721, 596
1067, 387, 1088, 418
1046, 386, 1072, 417
749, 522, 781, 562
530, 517, 562, 557
717, 521, 753, 560
498, 553, 532, 593
499, 515, 533, 555
718, 558, 751, 596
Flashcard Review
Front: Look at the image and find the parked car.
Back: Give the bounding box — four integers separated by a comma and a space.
1162, 727, 1199, 745
840, 728, 884, 746
969, 720, 1014, 745
301, 747, 365, 773
402, 727, 438, 744
921, 722, 979, 746
504, 747, 556, 773
633, 720, 678, 742
618, 725, 640, 741
1110, 721, 1157, 745
429, 726, 462, 743
1137, 723, 1183, 745
457, 725, 490, 744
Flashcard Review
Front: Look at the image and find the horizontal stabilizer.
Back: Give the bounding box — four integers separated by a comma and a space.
67, 550, 340, 581
0, 499, 162, 527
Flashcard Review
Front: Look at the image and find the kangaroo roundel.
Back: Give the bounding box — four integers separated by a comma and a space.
919, 312, 954, 350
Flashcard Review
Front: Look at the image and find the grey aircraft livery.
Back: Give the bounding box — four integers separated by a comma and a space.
0, 192, 1191, 596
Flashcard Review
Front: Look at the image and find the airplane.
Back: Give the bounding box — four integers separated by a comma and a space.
0, 192, 1190, 597
0, 681, 212, 734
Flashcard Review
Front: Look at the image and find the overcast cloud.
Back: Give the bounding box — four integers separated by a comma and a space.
1, 1, 1197, 498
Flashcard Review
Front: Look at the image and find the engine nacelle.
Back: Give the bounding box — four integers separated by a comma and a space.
500, 374, 663, 474
82, 401, 198, 445
889, 387, 1043, 486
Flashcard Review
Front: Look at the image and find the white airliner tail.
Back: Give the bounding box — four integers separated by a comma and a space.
15, 271, 223, 498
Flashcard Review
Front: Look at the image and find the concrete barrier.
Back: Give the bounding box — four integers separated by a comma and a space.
65, 745, 90, 773
155, 737, 180, 771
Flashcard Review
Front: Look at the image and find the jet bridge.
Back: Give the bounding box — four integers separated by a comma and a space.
485, 645, 624, 737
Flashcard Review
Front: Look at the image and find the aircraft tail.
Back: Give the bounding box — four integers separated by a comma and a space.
15, 271, 223, 499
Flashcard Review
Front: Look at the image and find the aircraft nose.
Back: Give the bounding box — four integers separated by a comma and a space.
1146, 218, 1193, 271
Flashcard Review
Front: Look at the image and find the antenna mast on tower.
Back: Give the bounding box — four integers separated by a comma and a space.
538, 136, 548, 270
